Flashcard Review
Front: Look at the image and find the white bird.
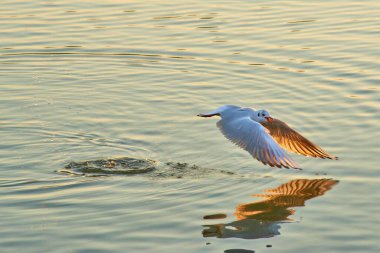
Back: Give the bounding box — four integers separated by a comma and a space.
197, 105, 337, 169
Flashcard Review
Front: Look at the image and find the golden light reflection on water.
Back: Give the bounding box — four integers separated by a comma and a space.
202, 178, 338, 240
1, 0, 379, 252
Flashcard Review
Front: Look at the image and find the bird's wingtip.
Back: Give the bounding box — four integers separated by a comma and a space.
197, 113, 220, 118
285, 165, 302, 170
327, 155, 339, 160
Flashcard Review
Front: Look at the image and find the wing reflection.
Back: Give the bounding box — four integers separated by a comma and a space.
202, 178, 338, 239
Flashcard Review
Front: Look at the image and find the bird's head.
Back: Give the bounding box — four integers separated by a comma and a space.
255, 109, 273, 123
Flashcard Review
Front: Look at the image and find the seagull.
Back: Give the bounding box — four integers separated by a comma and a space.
197, 105, 337, 169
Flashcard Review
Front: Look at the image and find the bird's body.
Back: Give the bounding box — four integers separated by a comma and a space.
198, 105, 337, 169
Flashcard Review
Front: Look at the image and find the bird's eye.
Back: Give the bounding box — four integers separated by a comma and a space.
257, 113, 260, 117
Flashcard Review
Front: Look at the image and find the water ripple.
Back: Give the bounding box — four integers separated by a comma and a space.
0, 0, 379, 252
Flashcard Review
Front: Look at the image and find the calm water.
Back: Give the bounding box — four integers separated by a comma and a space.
1, 0, 379, 252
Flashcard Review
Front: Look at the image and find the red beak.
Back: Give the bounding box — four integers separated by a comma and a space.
265, 117, 273, 122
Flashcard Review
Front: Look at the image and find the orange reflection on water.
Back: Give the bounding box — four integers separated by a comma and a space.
235, 178, 338, 221
203, 178, 338, 240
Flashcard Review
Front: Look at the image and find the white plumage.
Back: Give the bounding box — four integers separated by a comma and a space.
198, 105, 337, 169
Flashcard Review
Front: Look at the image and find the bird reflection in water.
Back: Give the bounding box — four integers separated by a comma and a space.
202, 178, 338, 239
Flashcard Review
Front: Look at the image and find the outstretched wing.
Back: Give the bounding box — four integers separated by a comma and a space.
261, 118, 337, 159
217, 116, 300, 169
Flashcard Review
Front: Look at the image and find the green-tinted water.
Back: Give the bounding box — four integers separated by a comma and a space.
1, 1, 379, 252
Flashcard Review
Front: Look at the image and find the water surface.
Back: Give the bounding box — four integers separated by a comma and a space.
1, 0, 379, 252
